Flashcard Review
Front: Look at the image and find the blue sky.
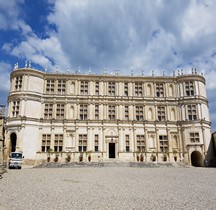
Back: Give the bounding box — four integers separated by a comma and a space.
0, 0, 216, 130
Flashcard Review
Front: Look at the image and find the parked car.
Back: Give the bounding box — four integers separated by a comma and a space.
8, 152, 24, 169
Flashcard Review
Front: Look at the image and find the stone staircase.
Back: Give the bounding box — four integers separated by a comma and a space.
35, 160, 190, 168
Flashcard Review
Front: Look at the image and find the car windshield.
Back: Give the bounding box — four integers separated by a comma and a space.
11, 153, 22, 159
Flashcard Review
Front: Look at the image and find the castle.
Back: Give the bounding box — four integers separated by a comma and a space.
5, 65, 212, 166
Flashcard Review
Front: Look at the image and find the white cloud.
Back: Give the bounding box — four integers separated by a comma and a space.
0, 62, 11, 91
2, 0, 216, 75
0, 0, 25, 31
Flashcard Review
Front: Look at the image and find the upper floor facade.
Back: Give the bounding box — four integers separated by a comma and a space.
7, 68, 210, 125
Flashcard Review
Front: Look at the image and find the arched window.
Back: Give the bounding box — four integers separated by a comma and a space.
172, 135, 178, 148
148, 135, 155, 148
171, 108, 175, 121
169, 84, 174, 96
69, 105, 74, 119
148, 108, 153, 120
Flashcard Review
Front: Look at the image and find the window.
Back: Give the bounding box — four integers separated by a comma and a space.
80, 81, 88, 95
190, 133, 199, 143
125, 135, 130, 152
156, 83, 164, 97
136, 106, 143, 121
54, 134, 63, 152
108, 105, 116, 120
188, 105, 197, 121
78, 134, 87, 152
46, 80, 55, 94
135, 83, 142, 97
137, 135, 145, 152
95, 82, 99, 95
80, 104, 88, 120
56, 104, 65, 119
57, 80, 66, 94
159, 135, 168, 152
158, 106, 165, 121
44, 103, 53, 119
124, 83, 128, 96
41, 134, 51, 152
15, 76, 22, 90
95, 105, 99, 120
185, 81, 194, 96
94, 134, 99, 152
12, 101, 20, 117
125, 106, 129, 120
108, 82, 115, 96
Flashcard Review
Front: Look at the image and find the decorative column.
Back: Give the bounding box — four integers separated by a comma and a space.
155, 128, 159, 160
144, 127, 148, 160
167, 128, 171, 161
99, 127, 103, 152
87, 127, 93, 151
75, 127, 79, 152
130, 128, 134, 152
118, 127, 124, 152
102, 127, 106, 158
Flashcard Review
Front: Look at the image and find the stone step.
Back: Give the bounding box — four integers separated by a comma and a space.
35, 161, 190, 168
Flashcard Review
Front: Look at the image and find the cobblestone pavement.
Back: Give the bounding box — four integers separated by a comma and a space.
0, 166, 216, 210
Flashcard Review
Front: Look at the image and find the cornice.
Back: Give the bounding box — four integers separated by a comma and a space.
11, 68, 206, 83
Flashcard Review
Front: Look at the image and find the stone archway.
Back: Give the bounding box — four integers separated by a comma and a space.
10, 133, 17, 152
191, 151, 203, 167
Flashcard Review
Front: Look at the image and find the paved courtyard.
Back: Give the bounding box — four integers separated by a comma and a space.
0, 166, 216, 210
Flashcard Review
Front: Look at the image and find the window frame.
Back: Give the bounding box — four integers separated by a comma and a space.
15, 76, 23, 91
136, 135, 145, 152
125, 135, 130, 152
12, 101, 20, 117
135, 106, 144, 121
185, 81, 195, 96
159, 135, 168, 153
56, 103, 65, 119
187, 104, 197, 121
157, 106, 166, 121
46, 79, 55, 94
108, 82, 116, 96
57, 80, 66, 95
156, 83, 164, 97
189, 132, 200, 143
54, 134, 63, 152
108, 105, 116, 120
134, 82, 143, 97
95, 104, 99, 120
80, 81, 89, 95
94, 134, 99, 152
78, 134, 87, 152
80, 104, 88, 120
41, 134, 51, 152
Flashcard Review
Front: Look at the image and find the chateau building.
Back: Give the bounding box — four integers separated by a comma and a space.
0, 105, 5, 167
5, 66, 212, 166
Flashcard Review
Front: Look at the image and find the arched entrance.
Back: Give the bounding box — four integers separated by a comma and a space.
191, 151, 203, 167
10, 133, 17, 152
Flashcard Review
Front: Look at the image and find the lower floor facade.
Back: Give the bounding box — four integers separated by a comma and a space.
5, 120, 212, 167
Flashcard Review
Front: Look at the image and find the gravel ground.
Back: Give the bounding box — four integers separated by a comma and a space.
0, 166, 216, 210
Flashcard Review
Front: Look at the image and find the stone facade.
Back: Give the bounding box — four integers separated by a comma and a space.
0, 105, 5, 167
5, 67, 212, 166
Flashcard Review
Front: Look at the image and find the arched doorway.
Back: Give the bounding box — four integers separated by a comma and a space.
10, 133, 17, 152
191, 151, 203, 167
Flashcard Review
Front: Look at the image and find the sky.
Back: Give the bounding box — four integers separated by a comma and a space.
0, 0, 216, 130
